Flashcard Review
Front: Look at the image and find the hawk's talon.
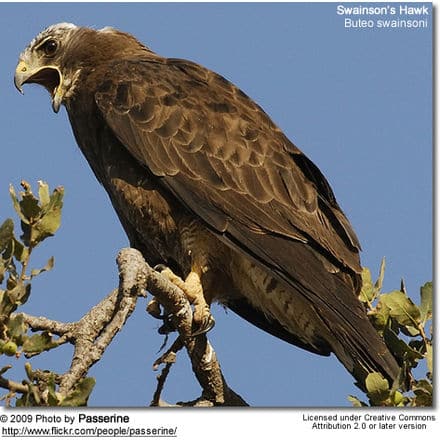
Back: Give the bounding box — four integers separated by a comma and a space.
154, 263, 168, 273
158, 320, 175, 335
146, 297, 164, 319
191, 315, 216, 336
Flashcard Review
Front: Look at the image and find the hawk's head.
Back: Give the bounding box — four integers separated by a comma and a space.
14, 23, 81, 113
15, 23, 149, 113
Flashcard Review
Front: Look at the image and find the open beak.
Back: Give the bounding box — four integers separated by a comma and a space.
14, 60, 63, 113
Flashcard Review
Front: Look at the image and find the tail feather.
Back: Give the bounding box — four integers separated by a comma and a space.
322, 314, 400, 390
222, 223, 400, 390
260, 235, 400, 389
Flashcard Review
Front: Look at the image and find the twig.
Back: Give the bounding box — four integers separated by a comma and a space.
19, 314, 75, 339
59, 248, 145, 395
151, 362, 174, 406
0, 375, 29, 394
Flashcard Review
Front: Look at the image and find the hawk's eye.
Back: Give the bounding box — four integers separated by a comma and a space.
40, 39, 58, 56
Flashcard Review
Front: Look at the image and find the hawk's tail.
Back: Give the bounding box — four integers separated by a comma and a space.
322, 309, 400, 391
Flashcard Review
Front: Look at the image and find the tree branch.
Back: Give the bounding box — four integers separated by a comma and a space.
19, 314, 75, 337
0, 374, 29, 394
59, 248, 145, 395
116, 248, 248, 405
4, 247, 247, 406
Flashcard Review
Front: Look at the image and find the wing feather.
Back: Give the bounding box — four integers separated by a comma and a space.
94, 57, 362, 275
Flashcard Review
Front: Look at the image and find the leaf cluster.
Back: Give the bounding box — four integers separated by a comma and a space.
350, 260, 432, 407
14, 364, 95, 407
0, 181, 93, 406
1, 181, 62, 340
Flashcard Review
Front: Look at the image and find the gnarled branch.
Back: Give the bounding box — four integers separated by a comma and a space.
2, 247, 247, 406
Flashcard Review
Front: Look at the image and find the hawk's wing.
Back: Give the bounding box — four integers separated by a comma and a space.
94, 57, 361, 274
93, 57, 403, 380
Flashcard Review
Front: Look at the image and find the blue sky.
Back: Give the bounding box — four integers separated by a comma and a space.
0, 2, 432, 407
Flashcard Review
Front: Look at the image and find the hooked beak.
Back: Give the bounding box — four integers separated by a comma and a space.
14, 60, 63, 113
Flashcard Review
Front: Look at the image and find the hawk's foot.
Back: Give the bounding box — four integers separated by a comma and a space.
154, 265, 215, 336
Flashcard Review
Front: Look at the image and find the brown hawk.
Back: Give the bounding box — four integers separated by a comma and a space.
15, 23, 399, 389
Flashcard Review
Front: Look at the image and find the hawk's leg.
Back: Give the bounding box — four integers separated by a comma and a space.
152, 266, 215, 336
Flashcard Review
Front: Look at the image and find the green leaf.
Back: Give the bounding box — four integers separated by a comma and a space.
419, 282, 432, 325
400, 325, 421, 338
360, 259, 386, 304
383, 326, 423, 367
414, 378, 432, 394
28, 382, 41, 405
412, 379, 433, 406
9, 182, 64, 247
0, 219, 14, 253
38, 181, 51, 207
425, 343, 432, 375
359, 268, 374, 303
365, 372, 390, 405
368, 302, 390, 332
60, 377, 96, 407
19, 192, 41, 222
13, 181, 42, 227
22, 332, 58, 356
21, 283, 32, 306
41, 186, 64, 215
379, 290, 421, 331
47, 374, 59, 406
7, 314, 27, 342
6, 283, 29, 307
390, 390, 406, 406
13, 237, 29, 263
31, 187, 64, 245
374, 257, 386, 293
32, 211, 61, 244
9, 185, 27, 224
30, 256, 55, 279
2, 283, 31, 316
347, 395, 367, 407
15, 394, 28, 407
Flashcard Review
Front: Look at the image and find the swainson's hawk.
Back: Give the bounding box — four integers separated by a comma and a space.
15, 23, 399, 390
